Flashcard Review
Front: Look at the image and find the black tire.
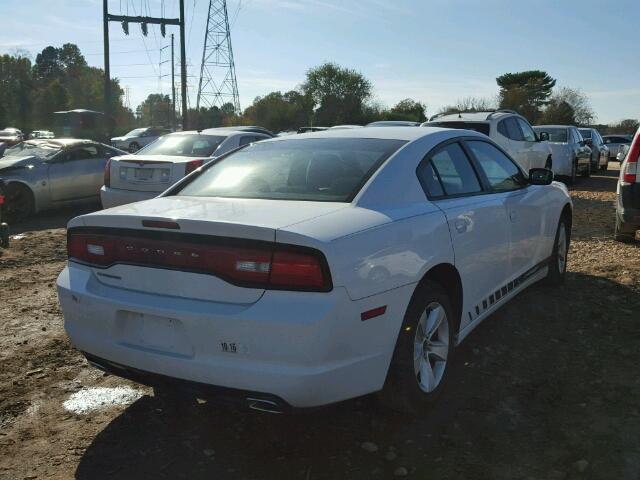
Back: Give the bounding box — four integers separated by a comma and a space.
600, 160, 608, 172
614, 215, 636, 243
129, 142, 140, 153
546, 214, 571, 285
379, 281, 455, 414
2, 183, 34, 223
566, 156, 577, 185
0, 223, 9, 248
581, 162, 591, 178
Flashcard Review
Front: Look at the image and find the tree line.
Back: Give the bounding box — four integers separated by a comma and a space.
1, 44, 637, 136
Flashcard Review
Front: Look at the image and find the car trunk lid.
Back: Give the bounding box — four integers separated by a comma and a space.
108, 154, 207, 192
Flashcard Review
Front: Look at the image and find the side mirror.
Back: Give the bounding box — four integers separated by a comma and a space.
538, 131, 549, 142
529, 168, 553, 185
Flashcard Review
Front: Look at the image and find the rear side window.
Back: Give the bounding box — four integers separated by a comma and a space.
516, 118, 536, 142
425, 143, 482, 196
429, 121, 490, 136
175, 138, 406, 202
466, 141, 525, 192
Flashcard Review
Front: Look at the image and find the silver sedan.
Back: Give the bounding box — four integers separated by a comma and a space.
0, 139, 125, 222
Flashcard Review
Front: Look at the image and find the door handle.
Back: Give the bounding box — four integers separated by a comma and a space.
509, 210, 517, 222
454, 219, 468, 233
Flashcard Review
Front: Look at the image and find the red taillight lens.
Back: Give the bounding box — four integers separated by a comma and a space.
185, 159, 204, 175
622, 131, 639, 184
104, 158, 112, 188
270, 251, 327, 290
67, 231, 331, 291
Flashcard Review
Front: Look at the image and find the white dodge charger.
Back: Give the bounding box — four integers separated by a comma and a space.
57, 127, 572, 413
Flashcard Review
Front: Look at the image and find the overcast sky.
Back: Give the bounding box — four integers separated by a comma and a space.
1, 0, 639, 123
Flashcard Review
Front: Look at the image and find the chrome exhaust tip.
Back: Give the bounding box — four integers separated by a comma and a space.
246, 397, 283, 414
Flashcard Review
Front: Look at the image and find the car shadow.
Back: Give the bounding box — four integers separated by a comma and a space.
8, 203, 101, 235
74, 272, 640, 480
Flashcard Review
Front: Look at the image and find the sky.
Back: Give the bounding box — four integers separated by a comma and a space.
1, 0, 638, 124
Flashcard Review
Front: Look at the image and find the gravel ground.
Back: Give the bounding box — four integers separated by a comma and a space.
0, 166, 638, 480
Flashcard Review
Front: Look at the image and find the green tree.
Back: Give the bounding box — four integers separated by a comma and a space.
540, 99, 576, 125
388, 98, 427, 122
0, 54, 33, 129
241, 90, 313, 132
436, 96, 496, 117
497, 70, 556, 123
608, 119, 639, 135
302, 63, 372, 125
546, 87, 594, 126
33, 80, 70, 129
136, 94, 173, 126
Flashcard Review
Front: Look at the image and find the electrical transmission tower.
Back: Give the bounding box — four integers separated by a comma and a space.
196, 0, 241, 113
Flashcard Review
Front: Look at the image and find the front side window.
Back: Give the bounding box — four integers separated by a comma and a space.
125, 128, 148, 138
516, 118, 536, 142
504, 118, 524, 141
175, 138, 406, 202
68, 146, 99, 161
466, 141, 526, 192
427, 142, 482, 196
138, 134, 226, 157
579, 129, 592, 140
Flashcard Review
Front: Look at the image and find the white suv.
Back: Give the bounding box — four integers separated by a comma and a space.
424, 110, 553, 173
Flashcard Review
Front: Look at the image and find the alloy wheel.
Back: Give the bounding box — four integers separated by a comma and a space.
413, 302, 449, 393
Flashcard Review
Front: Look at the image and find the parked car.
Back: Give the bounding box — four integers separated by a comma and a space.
111, 127, 172, 153
100, 129, 271, 209
366, 120, 421, 127
614, 129, 639, 242
0, 139, 124, 222
297, 127, 328, 133
532, 125, 592, 183
579, 128, 609, 171
425, 111, 553, 173
29, 130, 55, 139
0, 128, 24, 147
57, 127, 572, 414
618, 144, 630, 162
603, 134, 632, 161
215, 126, 275, 137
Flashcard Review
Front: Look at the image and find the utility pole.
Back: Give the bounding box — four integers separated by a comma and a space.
171, 33, 176, 130
103, 0, 111, 139
179, 0, 188, 129
103, 1, 187, 132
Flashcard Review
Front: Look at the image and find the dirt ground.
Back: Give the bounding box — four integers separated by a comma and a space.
1, 166, 639, 480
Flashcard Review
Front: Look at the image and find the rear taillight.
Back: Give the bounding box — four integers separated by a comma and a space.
67, 231, 331, 292
622, 131, 640, 184
104, 158, 112, 188
185, 159, 204, 175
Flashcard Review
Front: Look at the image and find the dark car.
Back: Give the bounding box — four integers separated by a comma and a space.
615, 129, 640, 242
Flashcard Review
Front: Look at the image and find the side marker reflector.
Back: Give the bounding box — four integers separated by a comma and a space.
361, 306, 387, 321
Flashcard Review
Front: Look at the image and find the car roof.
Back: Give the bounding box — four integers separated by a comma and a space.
365, 120, 421, 127
533, 125, 572, 128
264, 126, 474, 142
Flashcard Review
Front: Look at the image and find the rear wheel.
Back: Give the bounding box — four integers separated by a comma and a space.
129, 142, 140, 153
566, 156, 577, 185
2, 183, 34, 223
379, 281, 455, 414
0, 223, 9, 248
614, 215, 636, 243
546, 215, 570, 285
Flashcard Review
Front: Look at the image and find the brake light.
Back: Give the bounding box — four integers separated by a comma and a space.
0, 195, 5, 206
104, 158, 112, 188
185, 159, 204, 175
622, 131, 639, 184
67, 231, 331, 291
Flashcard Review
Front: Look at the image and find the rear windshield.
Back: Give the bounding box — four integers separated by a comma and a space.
137, 134, 225, 157
175, 138, 406, 202
534, 127, 568, 143
579, 129, 592, 139
2, 142, 60, 158
0, 130, 19, 136
428, 121, 490, 136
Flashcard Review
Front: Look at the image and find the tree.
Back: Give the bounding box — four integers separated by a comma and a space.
388, 98, 427, 122
608, 119, 639, 135
0, 54, 34, 129
540, 99, 576, 125
33, 80, 70, 128
302, 63, 372, 125
136, 94, 173, 126
436, 96, 497, 117
241, 91, 313, 132
543, 87, 594, 126
33, 46, 62, 82
497, 70, 556, 123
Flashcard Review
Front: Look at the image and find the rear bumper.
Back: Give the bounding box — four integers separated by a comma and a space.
57, 263, 411, 408
100, 186, 158, 209
617, 182, 640, 228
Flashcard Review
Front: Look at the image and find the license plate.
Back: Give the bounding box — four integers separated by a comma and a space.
135, 169, 154, 180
